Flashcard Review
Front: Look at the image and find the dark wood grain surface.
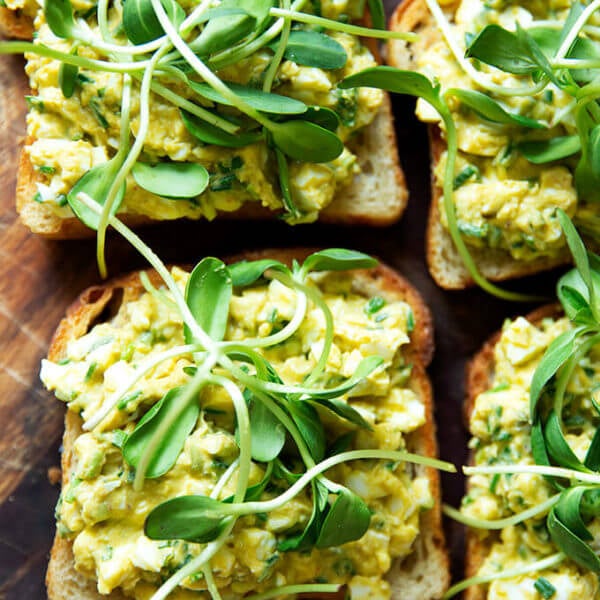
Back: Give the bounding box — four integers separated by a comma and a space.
0, 20, 562, 599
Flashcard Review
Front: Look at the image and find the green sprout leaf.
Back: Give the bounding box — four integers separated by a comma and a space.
288, 399, 326, 463
67, 162, 126, 230
270, 30, 347, 70
466, 24, 547, 75
190, 10, 256, 55
227, 259, 289, 287
300, 106, 340, 132
123, 0, 185, 45
448, 88, 546, 129
278, 480, 328, 552
544, 410, 587, 472
268, 120, 344, 162
584, 429, 600, 470
340, 67, 442, 110
577, 124, 600, 203
123, 387, 200, 479
554, 487, 594, 542
145, 494, 227, 542
185, 257, 232, 343
309, 397, 372, 430
180, 110, 262, 148
302, 249, 378, 273
249, 399, 286, 462
44, 0, 78, 39
274, 146, 302, 220
530, 328, 580, 417
189, 81, 307, 115
557, 209, 595, 298
366, 0, 386, 30
519, 136, 581, 164
132, 162, 209, 199
547, 507, 600, 574
59, 60, 79, 99
303, 355, 383, 399
316, 487, 371, 548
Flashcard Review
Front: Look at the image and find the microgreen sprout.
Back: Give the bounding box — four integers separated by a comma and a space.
5, 0, 416, 265
448, 214, 600, 595
354, 0, 600, 296
68, 193, 456, 599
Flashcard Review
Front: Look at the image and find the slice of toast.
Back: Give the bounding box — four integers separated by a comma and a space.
44, 249, 449, 599
463, 304, 562, 600
387, 0, 571, 289
2, 8, 407, 238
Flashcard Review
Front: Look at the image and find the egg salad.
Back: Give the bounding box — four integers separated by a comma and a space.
41, 266, 434, 599
463, 315, 600, 599
15, 0, 383, 223
416, 0, 600, 261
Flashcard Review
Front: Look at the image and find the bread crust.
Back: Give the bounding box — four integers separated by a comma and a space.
388, 0, 572, 289
45, 250, 448, 599
0, 6, 33, 39
462, 304, 562, 600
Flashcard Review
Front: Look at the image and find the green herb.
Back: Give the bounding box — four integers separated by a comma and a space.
184, 257, 232, 344
39, 165, 56, 175
59, 59, 79, 98
132, 162, 209, 199
519, 136, 581, 164
448, 88, 547, 129
89, 97, 109, 129
453, 164, 480, 189
25, 96, 44, 112
364, 296, 385, 315
534, 577, 556, 599
123, 386, 201, 479
117, 390, 143, 410
84, 362, 97, 382
269, 30, 347, 69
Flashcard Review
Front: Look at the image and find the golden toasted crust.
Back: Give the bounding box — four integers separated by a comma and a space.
462, 304, 562, 600
0, 6, 33, 39
45, 251, 448, 599
388, 0, 572, 290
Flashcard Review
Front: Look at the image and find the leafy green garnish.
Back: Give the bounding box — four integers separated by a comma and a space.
131, 162, 210, 199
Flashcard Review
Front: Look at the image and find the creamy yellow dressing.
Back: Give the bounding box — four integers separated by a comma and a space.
416, 0, 600, 260
464, 315, 600, 598
21, 1, 383, 223
41, 268, 432, 599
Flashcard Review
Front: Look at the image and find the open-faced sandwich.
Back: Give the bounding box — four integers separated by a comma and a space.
447, 213, 600, 598
40, 247, 451, 599
1, 0, 409, 238
388, 0, 600, 289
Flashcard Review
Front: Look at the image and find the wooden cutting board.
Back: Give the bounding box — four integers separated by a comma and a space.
0, 29, 558, 600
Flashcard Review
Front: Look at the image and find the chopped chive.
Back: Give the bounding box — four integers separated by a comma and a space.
534, 577, 556, 599
453, 164, 480, 190
84, 362, 97, 382
364, 296, 385, 315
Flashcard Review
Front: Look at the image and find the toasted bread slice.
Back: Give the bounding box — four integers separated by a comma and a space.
45, 250, 448, 599
387, 0, 571, 290
3, 7, 407, 237
463, 304, 562, 600
17, 98, 406, 238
